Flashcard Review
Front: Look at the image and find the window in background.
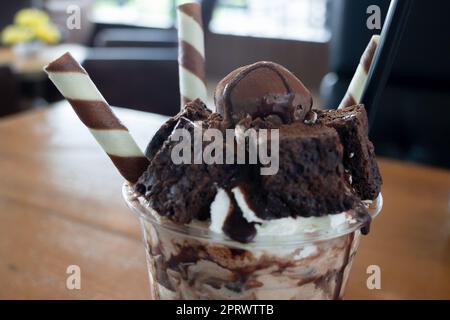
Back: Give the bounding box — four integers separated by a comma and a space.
91, 0, 330, 42
210, 0, 330, 42
92, 0, 174, 27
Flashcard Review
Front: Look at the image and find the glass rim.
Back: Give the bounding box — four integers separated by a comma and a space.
122, 183, 383, 248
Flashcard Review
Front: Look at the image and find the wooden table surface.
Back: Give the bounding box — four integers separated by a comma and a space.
0, 102, 449, 300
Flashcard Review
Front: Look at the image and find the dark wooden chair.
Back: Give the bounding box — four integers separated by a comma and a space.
0, 0, 31, 30
321, 0, 450, 168
0, 66, 20, 117
82, 47, 180, 116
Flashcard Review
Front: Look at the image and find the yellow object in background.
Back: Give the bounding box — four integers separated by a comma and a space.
14, 8, 50, 29
1, 25, 34, 45
34, 23, 60, 44
1, 8, 61, 45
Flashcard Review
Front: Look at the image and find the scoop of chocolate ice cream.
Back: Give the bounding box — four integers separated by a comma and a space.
214, 61, 313, 127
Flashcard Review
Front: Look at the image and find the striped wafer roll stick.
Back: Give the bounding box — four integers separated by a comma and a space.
177, 2, 207, 108
339, 35, 380, 109
44, 52, 149, 183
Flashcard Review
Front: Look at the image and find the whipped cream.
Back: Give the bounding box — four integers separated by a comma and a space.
209, 188, 230, 233
209, 186, 358, 240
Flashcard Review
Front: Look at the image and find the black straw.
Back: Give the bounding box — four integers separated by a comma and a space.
361, 0, 413, 129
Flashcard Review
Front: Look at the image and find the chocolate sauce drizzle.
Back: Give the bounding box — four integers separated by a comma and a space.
352, 204, 372, 235
221, 190, 257, 243
220, 180, 372, 243
152, 237, 357, 298
333, 232, 355, 300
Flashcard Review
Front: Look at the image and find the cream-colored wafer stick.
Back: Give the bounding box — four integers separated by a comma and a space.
45, 52, 149, 183
177, 2, 207, 108
339, 35, 380, 109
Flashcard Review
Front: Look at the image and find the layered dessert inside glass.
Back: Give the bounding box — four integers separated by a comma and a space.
124, 61, 383, 300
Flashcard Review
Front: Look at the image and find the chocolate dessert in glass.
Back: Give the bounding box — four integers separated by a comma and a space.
45, 3, 382, 301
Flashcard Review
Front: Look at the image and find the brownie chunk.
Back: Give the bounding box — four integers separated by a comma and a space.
254, 123, 359, 218
236, 114, 284, 130
145, 99, 212, 160
138, 108, 238, 224
317, 105, 382, 200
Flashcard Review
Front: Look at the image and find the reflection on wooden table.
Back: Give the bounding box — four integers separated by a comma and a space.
0, 44, 87, 79
0, 101, 449, 299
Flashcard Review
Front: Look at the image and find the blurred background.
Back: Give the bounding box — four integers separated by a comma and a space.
0, 0, 449, 168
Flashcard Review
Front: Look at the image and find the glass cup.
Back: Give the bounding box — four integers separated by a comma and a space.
123, 184, 382, 300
